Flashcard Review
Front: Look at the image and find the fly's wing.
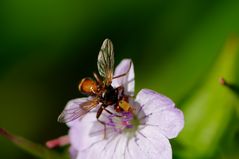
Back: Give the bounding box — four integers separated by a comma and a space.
97, 39, 114, 86
57, 98, 99, 123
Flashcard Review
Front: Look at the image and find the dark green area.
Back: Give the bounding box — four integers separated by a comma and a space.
1, 0, 239, 158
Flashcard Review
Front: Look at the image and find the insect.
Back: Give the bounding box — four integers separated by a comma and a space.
57, 39, 133, 124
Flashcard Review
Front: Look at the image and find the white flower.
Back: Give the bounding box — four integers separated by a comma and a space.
64, 59, 184, 159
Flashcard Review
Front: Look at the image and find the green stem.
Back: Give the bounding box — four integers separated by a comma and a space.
0, 128, 67, 159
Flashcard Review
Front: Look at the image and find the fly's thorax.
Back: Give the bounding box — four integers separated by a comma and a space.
79, 78, 98, 95
100, 85, 118, 105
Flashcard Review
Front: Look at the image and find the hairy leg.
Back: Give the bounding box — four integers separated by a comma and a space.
112, 61, 132, 79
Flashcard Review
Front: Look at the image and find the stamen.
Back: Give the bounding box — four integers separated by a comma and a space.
104, 112, 140, 134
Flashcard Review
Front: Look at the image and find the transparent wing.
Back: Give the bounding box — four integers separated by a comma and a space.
57, 98, 99, 123
97, 38, 114, 85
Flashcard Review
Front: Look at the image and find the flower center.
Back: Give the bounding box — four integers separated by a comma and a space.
106, 112, 140, 135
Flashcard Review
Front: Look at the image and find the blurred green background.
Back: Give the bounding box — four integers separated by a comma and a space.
1, 0, 239, 159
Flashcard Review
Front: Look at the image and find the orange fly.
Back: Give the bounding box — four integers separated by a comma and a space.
57, 39, 133, 125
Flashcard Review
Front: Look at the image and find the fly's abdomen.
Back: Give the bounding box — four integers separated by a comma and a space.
79, 78, 98, 95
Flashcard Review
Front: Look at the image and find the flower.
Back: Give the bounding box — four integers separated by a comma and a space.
65, 59, 184, 159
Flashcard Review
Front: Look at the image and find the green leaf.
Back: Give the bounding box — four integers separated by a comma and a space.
0, 128, 69, 159
175, 37, 239, 158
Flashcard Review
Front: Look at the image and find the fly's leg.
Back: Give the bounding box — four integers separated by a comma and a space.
96, 106, 107, 139
112, 61, 132, 79
96, 106, 123, 139
116, 86, 134, 100
93, 72, 102, 84
116, 86, 125, 101
117, 85, 124, 92
103, 107, 122, 117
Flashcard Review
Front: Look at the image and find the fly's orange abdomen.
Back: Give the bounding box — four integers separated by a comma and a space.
79, 78, 98, 95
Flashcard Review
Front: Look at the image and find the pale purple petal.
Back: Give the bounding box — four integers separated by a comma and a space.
143, 107, 184, 139
69, 109, 120, 152
79, 134, 125, 159
124, 136, 149, 159
102, 135, 125, 159
134, 126, 172, 159
69, 146, 78, 159
113, 135, 130, 159
74, 126, 172, 159
76, 151, 90, 159
136, 89, 184, 139
135, 89, 175, 118
69, 113, 103, 152
112, 59, 135, 96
